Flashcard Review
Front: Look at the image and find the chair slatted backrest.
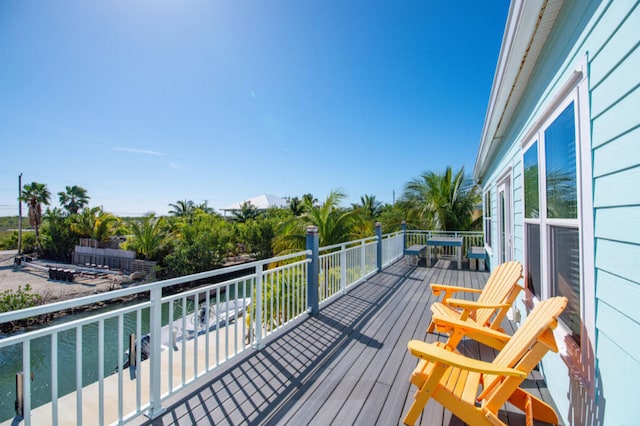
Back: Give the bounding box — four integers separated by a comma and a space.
473, 261, 523, 327
480, 296, 567, 407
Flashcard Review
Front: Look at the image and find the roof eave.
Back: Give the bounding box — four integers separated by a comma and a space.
473, 0, 564, 182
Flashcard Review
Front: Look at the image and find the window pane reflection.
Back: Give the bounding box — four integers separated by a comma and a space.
523, 142, 539, 219
545, 103, 577, 219
526, 223, 541, 296
550, 226, 581, 342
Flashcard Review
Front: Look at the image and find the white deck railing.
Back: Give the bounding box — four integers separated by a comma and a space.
0, 251, 310, 426
0, 229, 409, 426
317, 236, 378, 306
381, 231, 404, 267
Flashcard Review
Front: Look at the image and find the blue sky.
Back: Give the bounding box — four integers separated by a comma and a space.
0, 0, 509, 216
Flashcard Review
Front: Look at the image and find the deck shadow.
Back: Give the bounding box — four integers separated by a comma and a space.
142, 264, 417, 425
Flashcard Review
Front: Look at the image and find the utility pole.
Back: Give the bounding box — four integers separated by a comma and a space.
18, 173, 23, 255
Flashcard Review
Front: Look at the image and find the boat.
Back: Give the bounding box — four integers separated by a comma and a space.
115, 297, 252, 372
183, 297, 252, 336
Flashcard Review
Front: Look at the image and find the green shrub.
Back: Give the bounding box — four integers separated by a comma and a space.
0, 285, 46, 333
0, 284, 41, 313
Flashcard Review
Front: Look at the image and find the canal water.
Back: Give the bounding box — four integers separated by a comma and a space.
0, 283, 249, 423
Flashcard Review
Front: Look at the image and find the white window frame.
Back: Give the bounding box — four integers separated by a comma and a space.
483, 188, 493, 253
496, 170, 513, 264
520, 57, 594, 368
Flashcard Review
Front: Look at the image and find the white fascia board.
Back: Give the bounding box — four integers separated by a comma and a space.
474, 0, 555, 182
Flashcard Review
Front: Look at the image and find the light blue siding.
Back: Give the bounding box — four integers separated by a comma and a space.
593, 127, 640, 177
593, 166, 640, 207
596, 269, 640, 326
589, 2, 640, 423
591, 85, 640, 147
596, 298, 640, 363
478, 0, 640, 423
595, 239, 640, 287
595, 333, 640, 425
589, 2, 640, 87
594, 206, 640, 243
591, 44, 640, 118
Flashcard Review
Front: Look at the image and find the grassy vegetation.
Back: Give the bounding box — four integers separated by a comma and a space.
0, 216, 36, 250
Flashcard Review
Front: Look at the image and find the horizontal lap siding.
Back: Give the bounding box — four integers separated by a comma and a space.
480, 1, 640, 424
590, 2, 640, 425
593, 333, 640, 425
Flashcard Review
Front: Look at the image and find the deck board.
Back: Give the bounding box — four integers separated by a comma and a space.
137, 260, 560, 426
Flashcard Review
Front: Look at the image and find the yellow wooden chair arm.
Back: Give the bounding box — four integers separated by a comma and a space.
430, 283, 483, 298
407, 340, 527, 378
430, 315, 511, 342
445, 298, 511, 311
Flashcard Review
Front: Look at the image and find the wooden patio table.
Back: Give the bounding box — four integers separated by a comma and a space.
427, 236, 464, 269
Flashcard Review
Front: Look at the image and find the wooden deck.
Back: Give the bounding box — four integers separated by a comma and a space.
137, 260, 559, 426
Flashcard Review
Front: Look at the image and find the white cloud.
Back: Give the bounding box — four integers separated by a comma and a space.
114, 147, 166, 156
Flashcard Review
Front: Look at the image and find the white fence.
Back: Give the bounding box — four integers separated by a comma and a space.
0, 229, 408, 426
381, 231, 404, 267
0, 228, 481, 425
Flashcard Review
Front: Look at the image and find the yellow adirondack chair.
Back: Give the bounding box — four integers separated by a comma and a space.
428, 260, 523, 350
404, 296, 567, 426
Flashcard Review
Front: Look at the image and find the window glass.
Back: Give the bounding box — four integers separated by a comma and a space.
525, 223, 541, 296
523, 142, 539, 219
484, 191, 492, 247
545, 103, 577, 219
499, 191, 506, 263
550, 226, 581, 342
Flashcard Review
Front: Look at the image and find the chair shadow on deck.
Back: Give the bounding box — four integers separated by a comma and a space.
142, 265, 418, 425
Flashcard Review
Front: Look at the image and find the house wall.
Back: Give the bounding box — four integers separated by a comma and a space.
481, 1, 640, 424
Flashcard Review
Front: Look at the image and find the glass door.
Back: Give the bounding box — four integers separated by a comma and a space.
497, 176, 512, 263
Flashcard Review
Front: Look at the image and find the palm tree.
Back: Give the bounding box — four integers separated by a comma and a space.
168, 199, 196, 217
352, 194, 383, 218
20, 181, 51, 251
403, 166, 480, 231
126, 214, 168, 260
302, 193, 318, 208
233, 201, 259, 223
41, 207, 78, 260
58, 185, 90, 215
288, 196, 305, 217
194, 200, 216, 215
71, 207, 120, 242
274, 189, 360, 253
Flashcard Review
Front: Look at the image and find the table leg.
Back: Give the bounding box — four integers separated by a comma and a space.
457, 246, 461, 269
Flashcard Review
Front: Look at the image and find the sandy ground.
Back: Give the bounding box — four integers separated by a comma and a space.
0, 249, 125, 303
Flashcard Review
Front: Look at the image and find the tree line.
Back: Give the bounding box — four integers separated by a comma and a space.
1, 166, 480, 279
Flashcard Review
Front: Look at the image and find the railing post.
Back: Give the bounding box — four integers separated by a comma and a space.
254, 262, 264, 349
306, 226, 319, 315
402, 221, 407, 250
360, 240, 366, 281
340, 244, 347, 295
375, 222, 382, 272
15, 372, 23, 418
147, 287, 165, 419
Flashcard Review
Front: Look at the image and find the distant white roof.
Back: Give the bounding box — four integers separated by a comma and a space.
222, 194, 287, 211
